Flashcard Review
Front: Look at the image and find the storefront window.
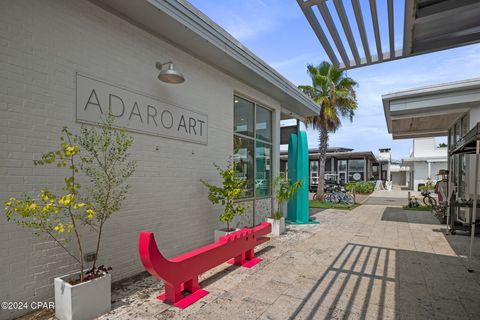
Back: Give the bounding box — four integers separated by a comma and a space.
234, 97, 254, 137
233, 136, 254, 197
255, 141, 271, 196
348, 159, 365, 182
234, 96, 272, 198
256, 105, 272, 142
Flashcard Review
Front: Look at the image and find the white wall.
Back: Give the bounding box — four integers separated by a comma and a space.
411, 161, 448, 191
412, 138, 447, 158
0, 1, 280, 318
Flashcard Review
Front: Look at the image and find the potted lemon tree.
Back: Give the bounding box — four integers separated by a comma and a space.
267, 173, 302, 236
202, 161, 247, 242
3, 115, 136, 320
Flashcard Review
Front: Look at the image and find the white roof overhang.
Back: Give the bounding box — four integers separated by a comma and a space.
92, 0, 320, 118
382, 78, 480, 139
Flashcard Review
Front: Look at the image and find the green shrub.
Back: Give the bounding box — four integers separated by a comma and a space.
350, 181, 375, 194
345, 182, 356, 192
419, 179, 435, 191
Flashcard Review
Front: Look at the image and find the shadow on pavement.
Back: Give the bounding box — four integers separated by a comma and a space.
288, 242, 480, 320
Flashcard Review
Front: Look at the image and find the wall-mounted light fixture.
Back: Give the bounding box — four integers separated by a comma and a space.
155, 61, 185, 84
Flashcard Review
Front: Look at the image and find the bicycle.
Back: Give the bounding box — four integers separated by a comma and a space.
421, 190, 437, 207
432, 203, 447, 223
324, 186, 355, 205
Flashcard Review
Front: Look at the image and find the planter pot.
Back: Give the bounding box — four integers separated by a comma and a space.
267, 217, 285, 236
54, 271, 111, 320
214, 228, 240, 242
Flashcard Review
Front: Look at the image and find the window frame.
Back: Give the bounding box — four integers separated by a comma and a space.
233, 95, 273, 200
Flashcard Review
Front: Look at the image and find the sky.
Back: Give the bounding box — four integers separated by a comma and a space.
188, 0, 480, 160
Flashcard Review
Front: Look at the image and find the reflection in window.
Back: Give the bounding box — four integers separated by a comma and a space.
234, 96, 254, 137
455, 123, 460, 143
256, 105, 272, 142
255, 141, 271, 196
348, 159, 365, 182
233, 136, 254, 197
233, 96, 272, 198
461, 115, 469, 137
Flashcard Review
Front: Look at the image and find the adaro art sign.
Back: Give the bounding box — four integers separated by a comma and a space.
76, 73, 208, 144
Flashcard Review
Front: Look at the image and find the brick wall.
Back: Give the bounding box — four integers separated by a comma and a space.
0, 0, 279, 318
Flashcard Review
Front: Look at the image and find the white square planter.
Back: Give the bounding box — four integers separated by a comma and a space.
267, 218, 285, 236
214, 228, 240, 242
55, 271, 111, 320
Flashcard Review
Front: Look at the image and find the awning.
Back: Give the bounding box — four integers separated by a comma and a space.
382, 78, 480, 139
297, 0, 480, 70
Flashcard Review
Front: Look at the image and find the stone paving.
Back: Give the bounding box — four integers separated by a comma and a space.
24, 198, 480, 319
94, 200, 480, 320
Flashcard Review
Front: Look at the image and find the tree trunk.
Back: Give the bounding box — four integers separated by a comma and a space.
316, 128, 329, 199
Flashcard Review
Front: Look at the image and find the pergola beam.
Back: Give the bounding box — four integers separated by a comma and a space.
298, 0, 480, 70
403, 0, 415, 56
351, 0, 372, 63
317, 1, 351, 68
333, 0, 361, 66
369, 0, 383, 61
296, 0, 340, 67
387, 0, 395, 59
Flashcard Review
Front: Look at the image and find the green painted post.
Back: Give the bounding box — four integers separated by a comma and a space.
287, 133, 298, 222
296, 131, 309, 223
287, 131, 319, 224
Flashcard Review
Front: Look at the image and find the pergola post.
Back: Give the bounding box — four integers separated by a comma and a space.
468, 140, 479, 272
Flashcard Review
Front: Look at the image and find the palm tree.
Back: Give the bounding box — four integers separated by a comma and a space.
298, 61, 358, 199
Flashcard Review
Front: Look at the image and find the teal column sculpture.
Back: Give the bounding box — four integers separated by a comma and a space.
287, 131, 319, 224
287, 134, 297, 222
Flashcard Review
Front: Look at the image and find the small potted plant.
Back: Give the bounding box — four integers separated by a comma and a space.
3, 115, 136, 320
267, 173, 302, 236
202, 161, 247, 241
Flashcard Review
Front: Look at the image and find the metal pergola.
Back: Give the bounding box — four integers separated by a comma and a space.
297, 0, 480, 70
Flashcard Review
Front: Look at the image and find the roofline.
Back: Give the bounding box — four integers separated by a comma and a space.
280, 150, 378, 162
382, 77, 480, 101
95, 0, 320, 117
382, 77, 480, 134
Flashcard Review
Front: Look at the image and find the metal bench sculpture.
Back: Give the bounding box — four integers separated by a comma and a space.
138, 222, 271, 308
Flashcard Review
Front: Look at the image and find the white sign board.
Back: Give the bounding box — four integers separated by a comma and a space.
76, 73, 208, 144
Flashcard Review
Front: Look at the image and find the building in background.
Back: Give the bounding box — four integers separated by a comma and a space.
401, 138, 448, 191
280, 148, 378, 190
390, 160, 411, 187
377, 148, 392, 181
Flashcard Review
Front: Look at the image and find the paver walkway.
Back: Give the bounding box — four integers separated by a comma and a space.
96, 203, 480, 320
25, 201, 480, 319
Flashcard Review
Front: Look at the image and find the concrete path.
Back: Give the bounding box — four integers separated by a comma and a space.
93, 203, 480, 320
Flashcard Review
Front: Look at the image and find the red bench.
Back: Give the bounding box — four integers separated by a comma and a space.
138, 222, 271, 308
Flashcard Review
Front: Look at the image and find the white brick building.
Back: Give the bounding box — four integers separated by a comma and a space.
0, 1, 318, 318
